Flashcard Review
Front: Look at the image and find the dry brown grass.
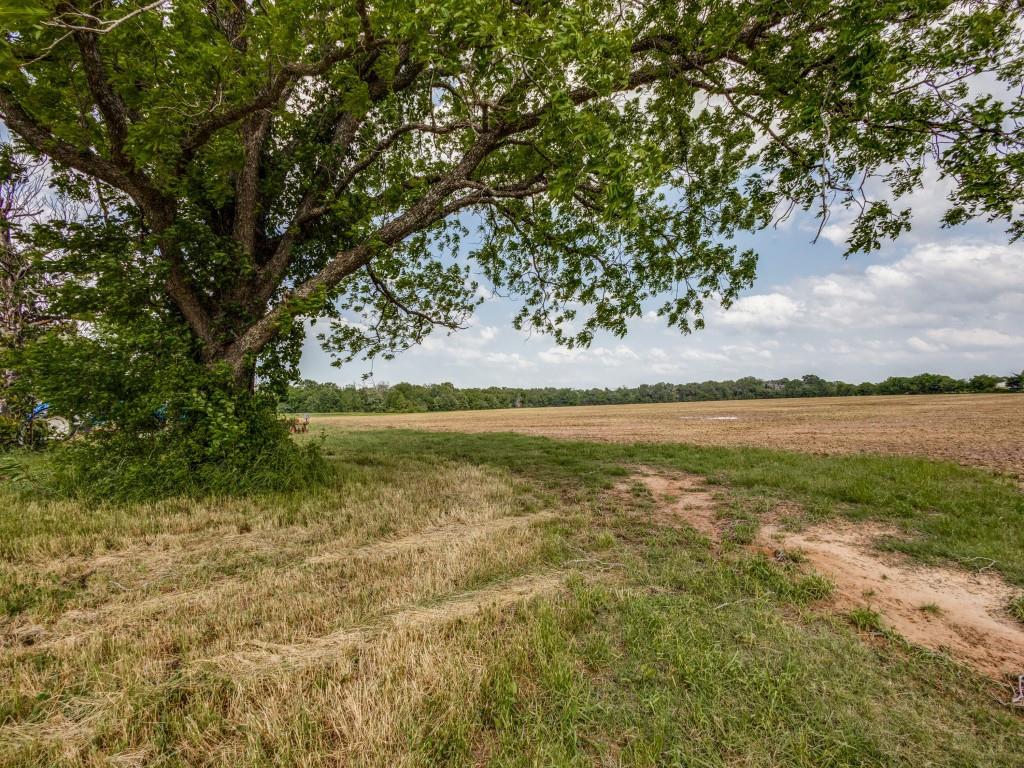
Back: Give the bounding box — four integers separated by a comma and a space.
0, 460, 575, 765
316, 393, 1024, 477
3, 431, 1022, 766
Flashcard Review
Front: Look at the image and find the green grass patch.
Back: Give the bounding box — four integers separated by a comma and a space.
1010, 594, 1024, 625
309, 429, 1024, 585
418, 541, 1019, 767
847, 606, 885, 633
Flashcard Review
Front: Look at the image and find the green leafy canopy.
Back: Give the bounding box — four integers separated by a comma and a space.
1, 0, 1021, 386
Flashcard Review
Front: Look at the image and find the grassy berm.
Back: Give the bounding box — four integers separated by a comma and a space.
1, 428, 1023, 767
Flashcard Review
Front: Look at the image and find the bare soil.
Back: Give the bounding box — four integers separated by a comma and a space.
627, 470, 720, 537
762, 522, 1024, 679
630, 469, 1024, 679
319, 394, 1024, 478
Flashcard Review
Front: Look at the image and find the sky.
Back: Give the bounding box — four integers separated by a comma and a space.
298, 171, 1024, 388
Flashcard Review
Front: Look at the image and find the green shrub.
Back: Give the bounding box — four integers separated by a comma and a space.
52, 398, 329, 501
19, 325, 330, 500
0, 415, 20, 450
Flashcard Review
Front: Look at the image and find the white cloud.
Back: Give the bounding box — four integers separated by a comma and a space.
820, 222, 853, 247
641, 309, 661, 324
719, 293, 803, 329
419, 323, 499, 352
411, 324, 536, 370
907, 336, 944, 353
719, 241, 1024, 340
722, 344, 773, 359
538, 344, 640, 367
925, 327, 1022, 348
479, 351, 535, 369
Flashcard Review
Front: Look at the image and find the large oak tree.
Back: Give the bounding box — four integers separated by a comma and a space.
1, 0, 1021, 401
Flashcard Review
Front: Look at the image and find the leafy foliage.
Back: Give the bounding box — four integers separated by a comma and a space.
18, 324, 329, 499
48, 398, 330, 501
1, 0, 1021, 370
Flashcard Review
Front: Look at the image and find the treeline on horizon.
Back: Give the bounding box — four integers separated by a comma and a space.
280, 371, 1023, 414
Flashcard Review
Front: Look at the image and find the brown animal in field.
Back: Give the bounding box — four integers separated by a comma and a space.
285, 416, 309, 434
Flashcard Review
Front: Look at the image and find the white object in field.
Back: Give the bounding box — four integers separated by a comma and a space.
677, 415, 739, 421
41, 416, 71, 437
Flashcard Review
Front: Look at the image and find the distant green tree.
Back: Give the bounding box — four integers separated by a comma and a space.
799, 374, 833, 397
280, 369, 1014, 413
967, 374, 1001, 392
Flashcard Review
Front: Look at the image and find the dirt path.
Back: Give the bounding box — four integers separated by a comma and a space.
631, 470, 1024, 680
761, 522, 1024, 679
629, 469, 720, 537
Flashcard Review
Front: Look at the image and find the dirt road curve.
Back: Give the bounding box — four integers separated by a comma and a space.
316, 394, 1024, 478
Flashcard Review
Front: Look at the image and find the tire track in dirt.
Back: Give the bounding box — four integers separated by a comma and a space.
1, 511, 559, 653
0, 516, 565, 756
202, 570, 567, 673
628, 468, 1024, 680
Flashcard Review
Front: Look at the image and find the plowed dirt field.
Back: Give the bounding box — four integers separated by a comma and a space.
316, 394, 1024, 477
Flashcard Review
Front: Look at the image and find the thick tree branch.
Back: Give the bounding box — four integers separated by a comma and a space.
166, 259, 217, 351
203, 0, 250, 52
233, 111, 273, 259
250, 58, 427, 305
0, 91, 223, 350
8, 0, 999, 390
45, 0, 169, 33
71, 25, 132, 159
0, 89, 166, 217
226, 41, 755, 369
223, 137, 497, 373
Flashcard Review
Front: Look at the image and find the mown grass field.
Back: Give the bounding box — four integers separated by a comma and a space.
1, 427, 1023, 766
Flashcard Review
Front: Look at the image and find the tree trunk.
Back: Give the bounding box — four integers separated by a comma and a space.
217, 344, 257, 393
